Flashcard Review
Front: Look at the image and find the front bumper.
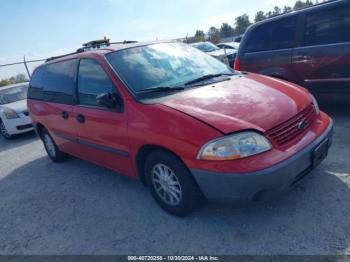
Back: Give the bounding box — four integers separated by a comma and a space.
3, 114, 33, 135
191, 120, 333, 202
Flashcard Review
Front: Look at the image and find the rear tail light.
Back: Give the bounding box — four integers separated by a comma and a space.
234, 58, 241, 71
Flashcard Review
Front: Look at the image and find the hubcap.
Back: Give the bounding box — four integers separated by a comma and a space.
152, 163, 182, 206
0, 122, 11, 138
44, 133, 56, 157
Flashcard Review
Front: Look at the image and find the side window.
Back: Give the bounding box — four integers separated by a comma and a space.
245, 16, 297, 53
28, 67, 45, 100
304, 5, 350, 46
42, 60, 78, 105
78, 59, 117, 107
28, 60, 77, 103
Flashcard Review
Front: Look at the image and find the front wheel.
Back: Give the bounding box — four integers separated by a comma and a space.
41, 129, 67, 162
145, 150, 204, 216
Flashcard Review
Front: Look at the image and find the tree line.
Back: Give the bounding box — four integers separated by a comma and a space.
0, 73, 29, 87
187, 0, 332, 43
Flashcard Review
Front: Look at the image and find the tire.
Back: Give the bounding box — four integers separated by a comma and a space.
145, 150, 203, 216
41, 128, 67, 162
0, 120, 13, 140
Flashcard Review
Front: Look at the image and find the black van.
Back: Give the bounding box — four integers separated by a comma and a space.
235, 0, 350, 96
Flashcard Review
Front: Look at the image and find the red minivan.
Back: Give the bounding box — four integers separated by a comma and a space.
28, 41, 333, 216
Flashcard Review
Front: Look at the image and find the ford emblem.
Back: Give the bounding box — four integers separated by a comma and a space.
298, 119, 307, 130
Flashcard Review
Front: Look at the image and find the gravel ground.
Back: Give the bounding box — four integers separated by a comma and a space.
0, 101, 349, 255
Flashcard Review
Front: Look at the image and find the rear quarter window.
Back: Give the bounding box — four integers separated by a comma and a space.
244, 16, 297, 53
28, 67, 45, 100
28, 59, 78, 104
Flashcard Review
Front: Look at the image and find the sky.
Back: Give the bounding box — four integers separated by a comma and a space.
0, 0, 296, 79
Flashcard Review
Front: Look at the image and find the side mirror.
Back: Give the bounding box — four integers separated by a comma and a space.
96, 92, 123, 111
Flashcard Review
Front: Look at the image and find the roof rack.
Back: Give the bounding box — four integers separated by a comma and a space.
46, 51, 80, 62
76, 37, 111, 52
46, 37, 138, 62
110, 40, 138, 45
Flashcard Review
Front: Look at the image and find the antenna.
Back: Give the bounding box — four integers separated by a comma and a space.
23, 56, 31, 79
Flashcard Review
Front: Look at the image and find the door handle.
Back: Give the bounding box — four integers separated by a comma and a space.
61, 111, 69, 120
76, 114, 85, 123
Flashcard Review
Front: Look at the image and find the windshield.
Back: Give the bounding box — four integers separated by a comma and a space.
0, 85, 28, 105
106, 42, 232, 94
192, 42, 220, 52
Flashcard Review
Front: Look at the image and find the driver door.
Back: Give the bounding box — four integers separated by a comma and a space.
72, 58, 133, 176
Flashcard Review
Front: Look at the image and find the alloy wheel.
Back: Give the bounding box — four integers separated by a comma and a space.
151, 163, 182, 206
43, 133, 56, 158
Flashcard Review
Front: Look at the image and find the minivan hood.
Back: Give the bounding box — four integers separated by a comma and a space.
161, 73, 312, 134
1, 99, 27, 113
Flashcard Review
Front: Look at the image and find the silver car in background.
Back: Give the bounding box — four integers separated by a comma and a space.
190, 41, 237, 68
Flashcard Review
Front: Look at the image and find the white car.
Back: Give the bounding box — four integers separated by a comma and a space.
190, 41, 237, 68
0, 82, 33, 139
217, 42, 240, 50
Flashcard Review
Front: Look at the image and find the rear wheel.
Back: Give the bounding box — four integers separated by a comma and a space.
0, 120, 13, 140
145, 150, 203, 216
41, 129, 67, 162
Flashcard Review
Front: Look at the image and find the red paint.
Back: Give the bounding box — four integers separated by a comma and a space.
28, 46, 332, 180
161, 73, 312, 134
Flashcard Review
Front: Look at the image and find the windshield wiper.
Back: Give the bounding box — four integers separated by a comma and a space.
136, 86, 185, 94
184, 73, 233, 86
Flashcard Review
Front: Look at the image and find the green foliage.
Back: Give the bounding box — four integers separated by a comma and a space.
207, 26, 221, 44
0, 73, 28, 87
235, 14, 252, 35
272, 6, 282, 16
194, 30, 205, 42
220, 23, 234, 37
254, 11, 266, 23
294, 0, 314, 10
187, 0, 324, 43
283, 6, 293, 13
0, 79, 13, 87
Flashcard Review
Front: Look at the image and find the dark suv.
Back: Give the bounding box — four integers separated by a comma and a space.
235, 0, 350, 95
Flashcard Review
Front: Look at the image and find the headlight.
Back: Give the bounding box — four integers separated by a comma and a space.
3, 107, 19, 119
310, 94, 320, 115
197, 131, 272, 161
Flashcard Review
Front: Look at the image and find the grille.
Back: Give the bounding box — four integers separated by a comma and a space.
266, 104, 317, 147
22, 111, 29, 116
